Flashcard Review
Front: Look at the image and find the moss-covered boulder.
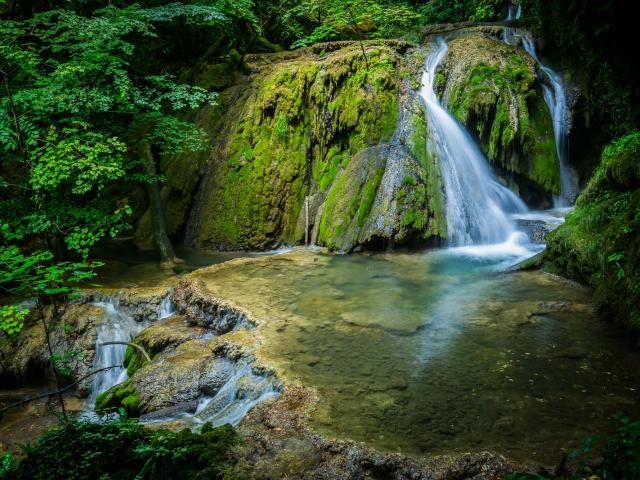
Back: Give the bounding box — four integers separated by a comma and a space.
132, 41, 447, 252
439, 33, 560, 201
184, 43, 403, 251
544, 131, 640, 331
95, 378, 141, 417
317, 93, 446, 250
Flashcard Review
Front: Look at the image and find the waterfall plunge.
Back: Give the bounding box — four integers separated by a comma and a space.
85, 301, 146, 411
419, 38, 528, 247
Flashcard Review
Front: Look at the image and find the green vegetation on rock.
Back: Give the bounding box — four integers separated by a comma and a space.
544, 131, 640, 330
442, 35, 560, 196
187, 44, 401, 250
95, 379, 141, 417
407, 111, 447, 239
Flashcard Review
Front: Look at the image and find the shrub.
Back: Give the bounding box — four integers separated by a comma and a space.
0, 416, 239, 480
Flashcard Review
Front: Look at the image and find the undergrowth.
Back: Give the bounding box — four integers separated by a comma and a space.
0, 415, 239, 480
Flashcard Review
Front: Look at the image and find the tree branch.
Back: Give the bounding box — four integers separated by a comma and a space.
100, 341, 151, 363
0, 365, 120, 415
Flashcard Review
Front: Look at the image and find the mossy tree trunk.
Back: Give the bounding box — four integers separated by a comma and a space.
136, 139, 178, 265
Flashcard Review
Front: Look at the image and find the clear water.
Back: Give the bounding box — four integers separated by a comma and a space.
200, 250, 640, 464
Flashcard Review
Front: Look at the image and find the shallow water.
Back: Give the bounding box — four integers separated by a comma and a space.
93, 246, 251, 288
198, 249, 640, 464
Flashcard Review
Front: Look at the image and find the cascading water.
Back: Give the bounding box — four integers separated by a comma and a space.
85, 301, 146, 411
501, 3, 578, 205
158, 295, 175, 320
144, 361, 281, 428
419, 38, 528, 247
501, 2, 521, 44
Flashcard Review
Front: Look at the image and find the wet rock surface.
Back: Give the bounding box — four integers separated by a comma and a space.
234, 386, 527, 480
170, 278, 255, 333
0, 303, 107, 395
83, 288, 170, 322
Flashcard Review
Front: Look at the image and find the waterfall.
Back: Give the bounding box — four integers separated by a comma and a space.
501, 4, 578, 205
192, 362, 279, 427
85, 301, 145, 412
419, 38, 528, 246
158, 295, 175, 320
501, 3, 521, 44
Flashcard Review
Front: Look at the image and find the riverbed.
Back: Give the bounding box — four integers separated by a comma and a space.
186, 247, 640, 464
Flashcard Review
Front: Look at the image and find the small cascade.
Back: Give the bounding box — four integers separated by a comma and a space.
140, 361, 280, 428
419, 38, 528, 246
500, 3, 579, 205
158, 295, 175, 319
501, 2, 521, 44
193, 362, 279, 427
85, 301, 146, 412
520, 35, 578, 205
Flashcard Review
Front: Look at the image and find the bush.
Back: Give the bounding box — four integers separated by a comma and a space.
0, 416, 239, 480
544, 131, 640, 330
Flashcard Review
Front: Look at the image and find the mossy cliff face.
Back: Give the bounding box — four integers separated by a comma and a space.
178, 42, 449, 251
544, 131, 640, 331
182, 43, 411, 251
438, 33, 560, 200
133, 35, 557, 251
318, 73, 446, 250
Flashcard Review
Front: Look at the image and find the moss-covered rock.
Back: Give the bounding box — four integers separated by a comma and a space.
543, 131, 640, 331
95, 378, 141, 417
439, 34, 560, 200
315, 47, 447, 250
182, 43, 405, 251
0, 304, 106, 393
123, 315, 209, 377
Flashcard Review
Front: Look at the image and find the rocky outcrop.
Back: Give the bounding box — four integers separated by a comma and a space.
0, 304, 106, 395
131, 34, 563, 251
133, 41, 448, 252
544, 131, 640, 331
83, 288, 169, 322
318, 73, 446, 250
438, 32, 560, 203
169, 278, 255, 333
95, 287, 279, 418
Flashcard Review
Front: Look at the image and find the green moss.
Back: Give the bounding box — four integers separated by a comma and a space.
445, 38, 560, 195
95, 379, 141, 417
192, 45, 401, 249
123, 343, 151, 377
544, 131, 640, 330
407, 111, 446, 239
318, 150, 386, 250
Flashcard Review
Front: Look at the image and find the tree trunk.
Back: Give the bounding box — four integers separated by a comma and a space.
137, 140, 177, 266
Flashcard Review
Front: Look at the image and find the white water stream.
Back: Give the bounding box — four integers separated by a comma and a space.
502, 2, 578, 205
84, 301, 147, 414
420, 38, 536, 260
